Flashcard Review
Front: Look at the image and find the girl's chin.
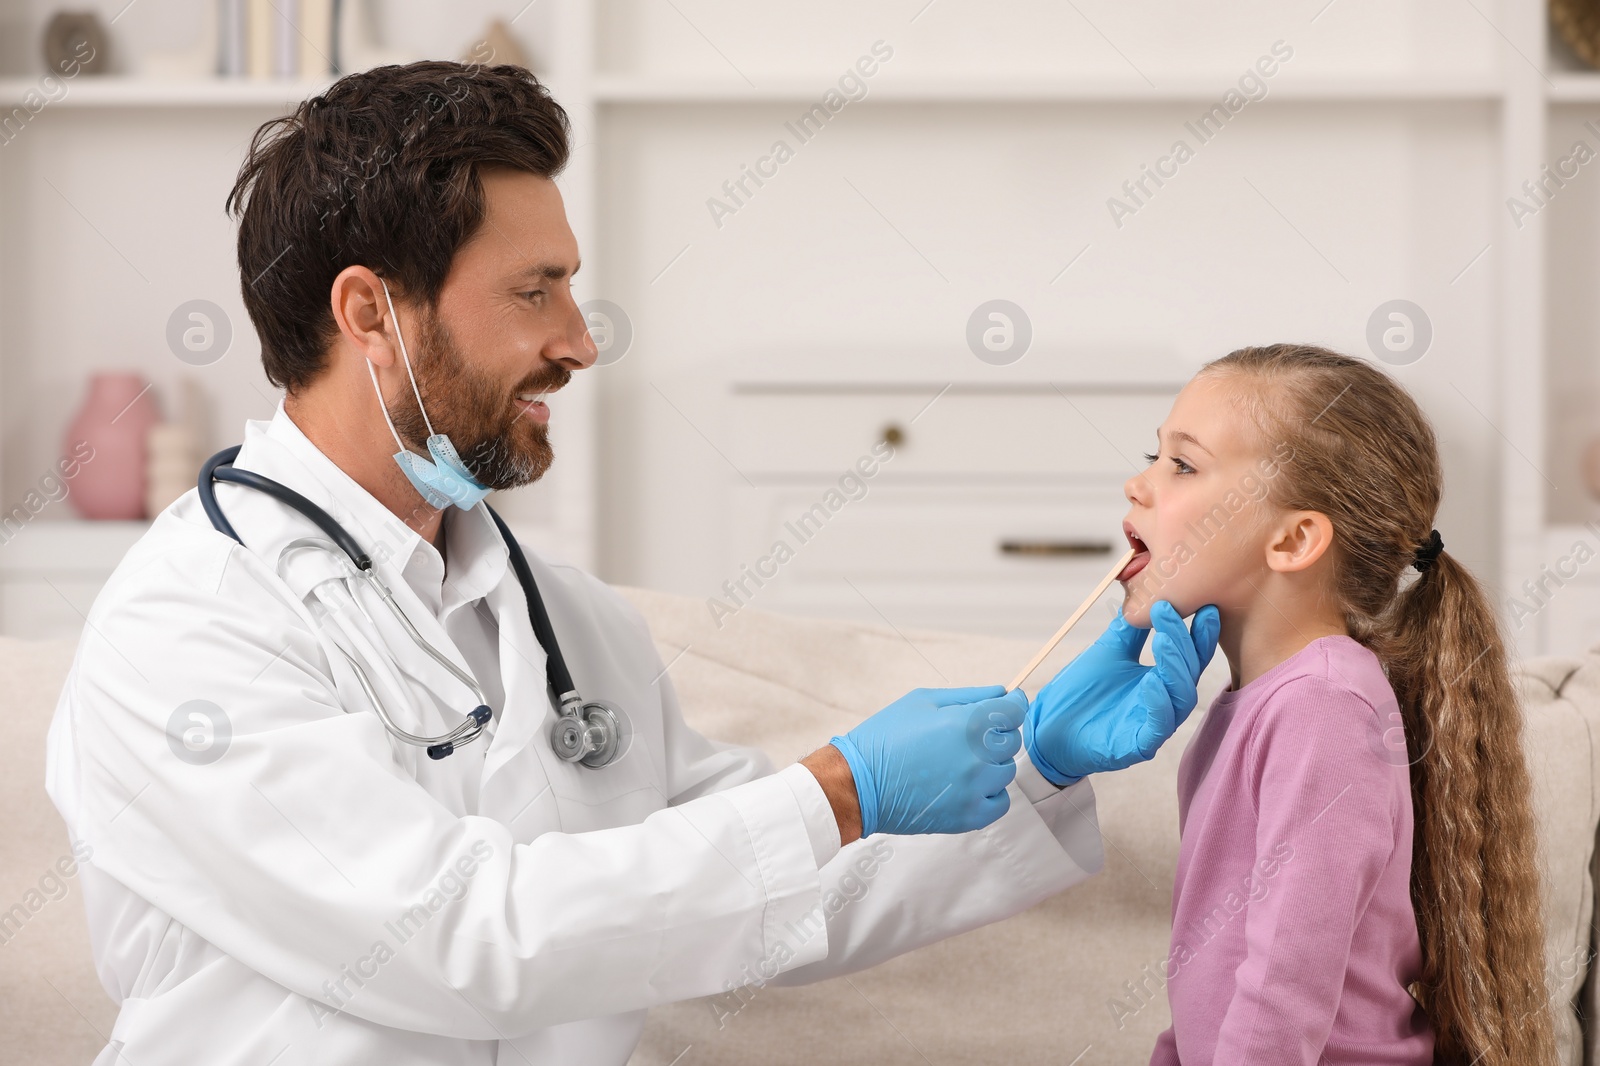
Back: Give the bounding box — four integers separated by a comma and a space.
1118, 593, 1154, 628
1120, 585, 1202, 627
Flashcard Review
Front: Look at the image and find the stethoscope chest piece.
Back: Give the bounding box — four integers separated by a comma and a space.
551, 696, 625, 768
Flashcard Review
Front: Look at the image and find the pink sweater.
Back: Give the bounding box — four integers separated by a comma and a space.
1149, 635, 1433, 1065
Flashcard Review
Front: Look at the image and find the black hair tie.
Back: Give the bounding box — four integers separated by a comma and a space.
1413, 529, 1444, 572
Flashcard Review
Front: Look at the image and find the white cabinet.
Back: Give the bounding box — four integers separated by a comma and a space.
1534, 524, 1600, 659
726, 391, 1173, 479
0, 521, 147, 640
716, 355, 1186, 638
728, 483, 1135, 637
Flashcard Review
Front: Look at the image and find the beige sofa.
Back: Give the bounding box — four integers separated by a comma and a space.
5, 586, 1599, 1065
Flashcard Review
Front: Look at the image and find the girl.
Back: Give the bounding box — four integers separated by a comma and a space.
1120, 344, 1555, 1065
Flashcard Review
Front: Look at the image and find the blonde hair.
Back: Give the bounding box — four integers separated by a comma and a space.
1200, 343, 1557, 1066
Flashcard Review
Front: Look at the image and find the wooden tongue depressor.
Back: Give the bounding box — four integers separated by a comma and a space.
1006, 546, 1138, 692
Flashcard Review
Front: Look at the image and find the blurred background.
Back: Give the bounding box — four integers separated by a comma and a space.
0, 0, 1594, 659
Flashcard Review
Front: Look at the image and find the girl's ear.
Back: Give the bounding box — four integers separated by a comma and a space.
1263, 510, 1335, 574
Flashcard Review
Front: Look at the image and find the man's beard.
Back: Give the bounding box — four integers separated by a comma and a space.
388, 309, 570, 492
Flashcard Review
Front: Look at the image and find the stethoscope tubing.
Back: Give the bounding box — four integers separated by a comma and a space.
280, 536, 492, 758
198, 446, 614, 764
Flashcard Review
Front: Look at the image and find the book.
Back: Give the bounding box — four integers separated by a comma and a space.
300, 0, 333, 78
246, 0, 271, 79
273, 0, 299, 79
218, 0, 247, 77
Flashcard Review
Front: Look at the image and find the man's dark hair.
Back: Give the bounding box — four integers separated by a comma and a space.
227, 60, 571, 391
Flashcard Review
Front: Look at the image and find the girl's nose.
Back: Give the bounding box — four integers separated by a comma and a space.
1124, 469, 1148, 505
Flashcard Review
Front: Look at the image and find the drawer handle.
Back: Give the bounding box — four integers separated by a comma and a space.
880, 423, 905, 448
999, 539, 1114, 557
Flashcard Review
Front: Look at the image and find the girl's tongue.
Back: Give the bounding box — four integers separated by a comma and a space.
1118, 533, 1151, 582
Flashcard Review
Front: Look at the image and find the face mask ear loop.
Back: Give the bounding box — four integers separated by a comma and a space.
378, 276, 437, 439
364, 348, 412, 457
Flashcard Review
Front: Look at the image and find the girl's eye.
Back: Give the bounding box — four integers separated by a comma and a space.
1142, 451, 1195, 476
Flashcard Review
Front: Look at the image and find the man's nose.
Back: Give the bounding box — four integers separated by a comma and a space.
551, 291, 599, 371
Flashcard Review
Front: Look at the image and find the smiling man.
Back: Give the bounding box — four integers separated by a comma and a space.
45, 61, 1219, 1064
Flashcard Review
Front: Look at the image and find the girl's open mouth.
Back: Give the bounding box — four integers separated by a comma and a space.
1118, 522, 1151, 582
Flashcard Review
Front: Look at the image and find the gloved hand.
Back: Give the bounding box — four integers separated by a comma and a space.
830, 686, 1026, 837
1024, 601, 1221, 786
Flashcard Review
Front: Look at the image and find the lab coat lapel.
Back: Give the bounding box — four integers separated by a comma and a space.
480, 562, 551, 786
369, 565, 484, 724
240, 408, 487, 738
295, 552, 487, 747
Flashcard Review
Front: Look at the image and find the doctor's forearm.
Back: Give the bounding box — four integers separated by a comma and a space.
800, 746, 863, 846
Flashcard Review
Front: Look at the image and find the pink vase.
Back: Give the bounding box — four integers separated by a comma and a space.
64, 372, 160, 520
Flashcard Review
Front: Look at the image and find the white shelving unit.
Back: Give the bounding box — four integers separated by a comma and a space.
588, 9, 1532, 645
0, 1, 1595, 654
1490, 16, 1600, 659
588, 74, 1506, 104
0, 75, 338, 106
0, 1, 603, 637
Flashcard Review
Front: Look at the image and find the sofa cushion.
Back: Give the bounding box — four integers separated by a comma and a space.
1513, 654, 1600, 1066
618, 586, 1220, 1064
618, 588, 1600, 1066
4, 591, 1597, 1066
0, 636, 115, 1064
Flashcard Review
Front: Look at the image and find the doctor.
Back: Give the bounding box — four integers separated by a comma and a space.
46, 61, 1219, 1065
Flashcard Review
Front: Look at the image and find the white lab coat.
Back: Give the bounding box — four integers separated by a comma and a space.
44, 405, 1104, 1065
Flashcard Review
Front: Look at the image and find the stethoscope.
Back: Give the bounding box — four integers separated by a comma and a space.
197, 446, 625, 767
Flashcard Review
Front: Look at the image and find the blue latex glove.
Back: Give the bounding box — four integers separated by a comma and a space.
830, 686, 1025, 837
1024, 601, 1221, 786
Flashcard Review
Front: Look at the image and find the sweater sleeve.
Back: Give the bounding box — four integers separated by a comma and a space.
1211, 674, 1401, 1064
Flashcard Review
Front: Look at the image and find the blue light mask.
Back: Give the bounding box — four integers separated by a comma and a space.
366, 278, 491, 511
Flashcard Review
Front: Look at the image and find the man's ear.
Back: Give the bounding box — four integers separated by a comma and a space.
329, 266, 399, 370
1264, 511, 1335, 574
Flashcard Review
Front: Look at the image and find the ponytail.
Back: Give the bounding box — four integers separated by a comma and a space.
1384, 551, 1556, 1066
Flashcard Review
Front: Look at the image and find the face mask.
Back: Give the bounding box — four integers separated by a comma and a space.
366, 278, 491, 511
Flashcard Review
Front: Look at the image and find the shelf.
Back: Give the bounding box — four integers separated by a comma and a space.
0, 521, 148, 573
593, 73, 1504, 105
723, 349, 1193, 391
1548, 70, 1600, 102
0, 72, 1505, 110
0, 76, 335, 108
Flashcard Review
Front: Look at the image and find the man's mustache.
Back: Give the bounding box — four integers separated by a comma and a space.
515, 365, 572, 399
